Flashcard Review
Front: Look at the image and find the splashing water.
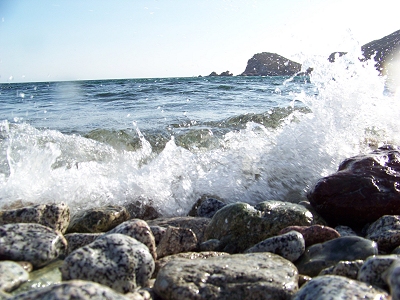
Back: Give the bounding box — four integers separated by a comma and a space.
0, 50, 399, 216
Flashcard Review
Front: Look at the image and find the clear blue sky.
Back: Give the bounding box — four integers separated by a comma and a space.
1, 0, 399, 83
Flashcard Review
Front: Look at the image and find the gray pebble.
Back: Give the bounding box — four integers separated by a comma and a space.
366, 215, 400, 253
318, 260, 364, 279
156, 226, 197, 259
0, 261, 29, 292
357, 255, 400, 289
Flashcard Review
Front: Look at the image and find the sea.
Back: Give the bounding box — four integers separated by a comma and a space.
1, 51, 400, 216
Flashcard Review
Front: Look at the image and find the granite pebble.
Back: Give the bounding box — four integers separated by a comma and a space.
366, 215, 400, 253
279, 225, 340, 247
357, 255, 400, 289
0, 261, 29, 293
156, 226, 198, 258
61, 233, 154, 293
318, 260, 364, 279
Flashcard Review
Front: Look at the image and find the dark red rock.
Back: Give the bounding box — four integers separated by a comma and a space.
308, 145, 400, 228
279, 225, 340, 247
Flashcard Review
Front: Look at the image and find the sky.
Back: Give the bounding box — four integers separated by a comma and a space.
0, 0, 399, 83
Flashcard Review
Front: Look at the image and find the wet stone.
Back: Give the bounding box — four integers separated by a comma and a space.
293, 275, 390, 300
0, 261, 29, 292
154, 252, 299, 300
0, 202, 70, 234
204, 201, 313, 253
149, 225, 167, 245
64, 233, 102, 255
335, 225, 358, 237
104, 219, 157, 260
319, 260, 364, 279
61, 233, 154, 293
357, 255, 400, 289
147, 217, 210, 244
196, 198, 226, 218
156, 226, 198, 259
154, 251, 229, 278
383, 260, 400, 300
245, 230, 305, 262
67, 205, 130, 233
10, 280, 131, 300
279, 225, 340, 247
295, 236, 378, 277
0, 223, 67, 269
123, 198, 161, 220
366, 215, 400, 253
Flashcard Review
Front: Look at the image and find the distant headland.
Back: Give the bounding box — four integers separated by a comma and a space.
206, 29, 400, 77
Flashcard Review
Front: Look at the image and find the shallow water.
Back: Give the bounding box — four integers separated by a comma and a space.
0, 52, 399, 216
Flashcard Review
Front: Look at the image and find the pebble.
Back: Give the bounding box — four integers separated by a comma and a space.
295, 236, 378, 277
204, 201, 313, 253
383, 260, 400, 300
104, 219, 157, 260
67, 205, 130, 233
147, 217, 210, 244
154, 252, 299, 300
245, 230, 305, 262
196, 198, 226, 218
0, 223, 67, 268
64, 233, 102, 255
319, 260, 364, 279
154, 251, 229, 278
293, 275, 390, 299
335, 225, 358, 237
199, 239, 221, 252
366, 215, 400, 253
156, 226, 197, 258
0, 202, 70, 233
279, 225, 340, 247
61, 233, 154, 293
149, 225, 167, 245
9, 280, 131, 300
0, 261, 29, 292
357, 255, 400, 289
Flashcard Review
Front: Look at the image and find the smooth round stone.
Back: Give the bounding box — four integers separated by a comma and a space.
245, 230, 305, 262
204, 201, 313, 253
64, 233, 102, 255
357, 255, 400, 289
0, 223, 67, 269
295, 236, 378, 277
0, 261, 29, 292
104, 219, 157, 260
293, 275, 390, 299
154, 252, 299, 300
61, 233, 154, 293
366, 215, 400, 253
9, 280, 131, 300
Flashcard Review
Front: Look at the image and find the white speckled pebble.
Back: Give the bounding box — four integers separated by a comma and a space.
319, 260, 364, 279
383, 260, 400, 300
366, 215, 400, 253
0, 261, 29, 292
61, 233, 154, 293
357, 255, 400, 288
0, 223, 67, 268
104, 219, 157, 260
9, 279, 131, 300
244, 230, 305, 262
293, 275, 390, 300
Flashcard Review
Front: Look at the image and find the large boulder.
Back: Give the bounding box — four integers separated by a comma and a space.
308, 145, 400, 228
204, 201, 313, 253
154, 252, 299, 300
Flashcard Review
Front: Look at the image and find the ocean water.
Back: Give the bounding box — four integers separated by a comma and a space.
1, 52, 400, 216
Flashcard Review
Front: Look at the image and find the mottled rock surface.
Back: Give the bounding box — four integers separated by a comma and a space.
64, 233, 101, 255
358, 255, 400, 289
0, 223, 67, 268
319, 260, 364, 279
384, 260, 400, 300
293, 275, 390, 300
308, 145, 400, 228
295, 236, 378, 277
123, 198, 160, 220
366, 215, 400, 253
105, 219, 157, 260
245, 230, 305, 262
0, 261, 29, 292
156, 226, 197, 258
154, 252, 298, 300
147, 217, 210, 244
0, 203, 70, 233
67, 205, 130, 233
195, 198, 226, 218
279, 225, 340, 247
335, 225, 358, 237
61, 233, 154, 293
154, 251, 229, 278
205, 201, 313, 253
10, 280, 131, 300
